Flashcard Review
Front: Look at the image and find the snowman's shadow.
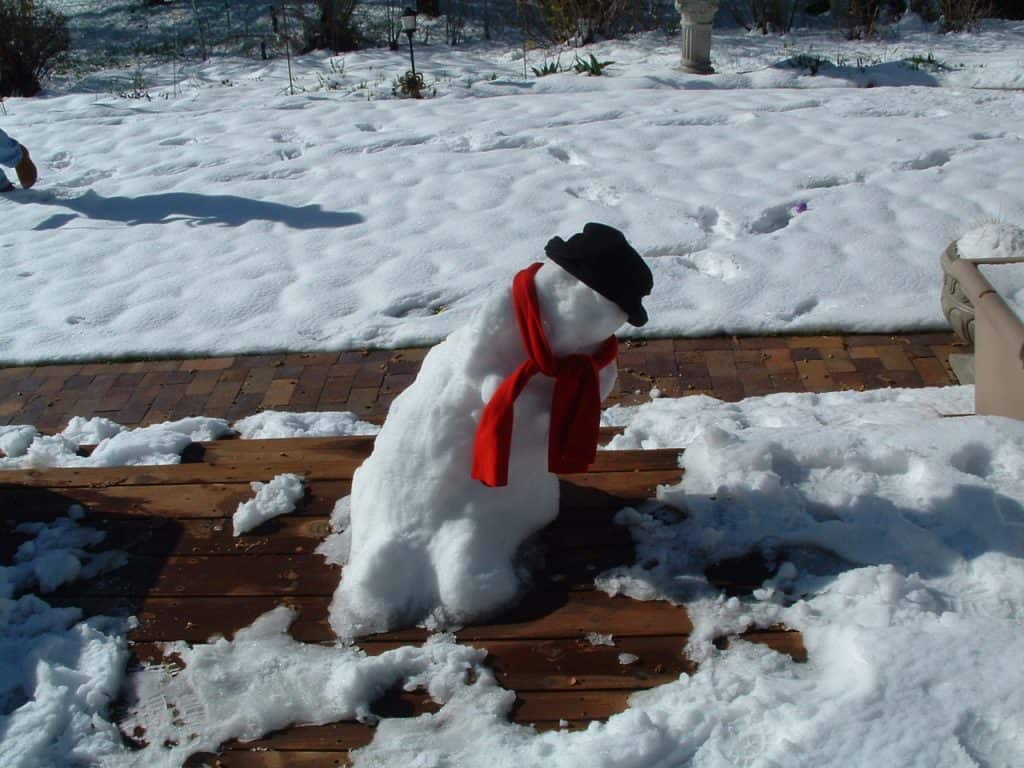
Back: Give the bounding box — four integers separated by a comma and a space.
505, 480, 642, 621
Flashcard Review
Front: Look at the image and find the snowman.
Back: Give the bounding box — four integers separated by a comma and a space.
330, 223, 653, 639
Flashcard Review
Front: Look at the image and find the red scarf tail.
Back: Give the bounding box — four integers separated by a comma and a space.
472, 264, 618, 487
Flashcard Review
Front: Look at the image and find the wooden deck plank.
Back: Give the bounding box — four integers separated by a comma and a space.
131, 630, 803, 695
69, 591, 696, 644
84, 515, 636, 558
190, 437, 678, 473
63, 542, 636, 597
0, 462, 678, 494
0, 471, 679, 522
131, 634, 695, 691
185, 750, 354, 767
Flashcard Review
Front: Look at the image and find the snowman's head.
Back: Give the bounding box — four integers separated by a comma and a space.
544, 223, 653, 327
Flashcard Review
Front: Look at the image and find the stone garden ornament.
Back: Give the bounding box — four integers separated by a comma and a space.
675, 0, 721, 74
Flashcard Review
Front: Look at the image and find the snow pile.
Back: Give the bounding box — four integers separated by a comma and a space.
602, 385, 974, 449
957, 221, 1024, 261
955, 222, 1024, 320
119, 608, 510, 767
6, 514, 126, 594
330, 261, 626, 638
0, 416, 231, 469
589, 414, 1024, 764
0, 516, 132, 768
355, 409, 1024, 766
232, 410, 380, 439
232, 473, 306, 536
316, 496, 353, 566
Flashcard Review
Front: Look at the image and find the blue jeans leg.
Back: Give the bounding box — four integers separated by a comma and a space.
0, 129, 24, 167
0, 129, 25, 187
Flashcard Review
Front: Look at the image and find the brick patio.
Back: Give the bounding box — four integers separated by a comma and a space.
0, 333, 965, 433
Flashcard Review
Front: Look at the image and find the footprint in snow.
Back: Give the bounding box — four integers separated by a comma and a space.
896, 149, 952, 172
749, 202, 804, 235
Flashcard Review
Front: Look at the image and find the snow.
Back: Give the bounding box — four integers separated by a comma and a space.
4, 386, 1024, 767
957, 222, 1024, 262
119, 611, 505, 767
602, 385, 975, 449
954, 222, 1024, 319
231, 473, 306, 535
2, 22, 1024, 364
0, 416, 232, 468
0, 517, 132, 768
232, 410, 380, 439
330, 261, 628, 638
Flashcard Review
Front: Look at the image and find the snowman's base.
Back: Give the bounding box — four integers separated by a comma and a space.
13, 434, 804, 762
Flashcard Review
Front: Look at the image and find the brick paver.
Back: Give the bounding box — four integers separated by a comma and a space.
0, 333, 966, 433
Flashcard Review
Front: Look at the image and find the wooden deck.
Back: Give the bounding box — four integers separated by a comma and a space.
1, 434, 804, 766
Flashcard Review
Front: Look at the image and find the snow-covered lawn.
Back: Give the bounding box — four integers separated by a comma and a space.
1, 20, 1023, 364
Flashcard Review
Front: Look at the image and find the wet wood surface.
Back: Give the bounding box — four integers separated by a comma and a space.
1, 434, 803, 767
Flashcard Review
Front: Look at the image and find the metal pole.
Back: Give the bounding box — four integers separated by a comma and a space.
407, 32, 416, 76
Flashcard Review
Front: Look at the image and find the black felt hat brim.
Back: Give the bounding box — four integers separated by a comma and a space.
545, 227, 651, 327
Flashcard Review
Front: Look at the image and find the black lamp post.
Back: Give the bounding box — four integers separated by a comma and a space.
401, 7, 418, 77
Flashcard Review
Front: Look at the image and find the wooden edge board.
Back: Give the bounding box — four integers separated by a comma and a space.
130, 630, 804, 692
66, 592, 696, 643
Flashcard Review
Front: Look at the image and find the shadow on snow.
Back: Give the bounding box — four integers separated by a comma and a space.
25, 189, 364, 230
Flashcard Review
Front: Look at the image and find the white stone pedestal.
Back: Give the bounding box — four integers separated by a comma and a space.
675, 0, 719, 74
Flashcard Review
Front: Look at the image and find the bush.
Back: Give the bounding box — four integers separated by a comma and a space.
737, 0, 793, 34
831, 0, 906, 38
307, 0, 361, 52
939, 0, 990, 29
0, 0, 70, 97
392, 69, 426, 98
536, 0, 643, 44
987, 0, 1023, 17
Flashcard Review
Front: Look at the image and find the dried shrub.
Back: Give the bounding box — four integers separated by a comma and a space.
534, 0, 645, 43
0, 0, 70, 97
939, 0, 990, 30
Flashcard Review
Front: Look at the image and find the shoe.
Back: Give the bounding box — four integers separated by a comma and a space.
15, 145, 36, 189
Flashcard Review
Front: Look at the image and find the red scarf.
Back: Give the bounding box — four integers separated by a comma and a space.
471, 263, 618, 487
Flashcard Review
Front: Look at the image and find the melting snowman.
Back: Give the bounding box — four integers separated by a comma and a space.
330, 223, 653, 639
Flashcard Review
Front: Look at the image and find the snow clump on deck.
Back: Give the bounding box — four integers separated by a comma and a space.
232, 410, 380, 439
0, 516, 131, 768
0, 416, 231, 469
232, 473, 306, 536
119, 608, 511, 767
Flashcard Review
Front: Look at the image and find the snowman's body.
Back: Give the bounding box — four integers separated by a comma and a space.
329, 264, 628, 639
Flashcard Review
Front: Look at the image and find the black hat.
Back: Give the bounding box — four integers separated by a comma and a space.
545, 222, 653, 327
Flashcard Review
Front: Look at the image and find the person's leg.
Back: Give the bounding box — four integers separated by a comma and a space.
0, 129, 22, 168
0, 131, 36, 189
